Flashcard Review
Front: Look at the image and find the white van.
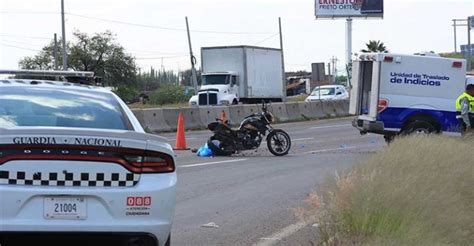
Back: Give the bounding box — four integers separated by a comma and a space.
349, 53, 466, 142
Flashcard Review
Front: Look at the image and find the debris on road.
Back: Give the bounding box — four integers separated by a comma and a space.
201, 222, 219, 228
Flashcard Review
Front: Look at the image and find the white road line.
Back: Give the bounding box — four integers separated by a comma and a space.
292, 137, 314, 141
179, 159, 247, 168
303, 146, 358, 154
309, 124, 349, 129
255, 220, 311, 246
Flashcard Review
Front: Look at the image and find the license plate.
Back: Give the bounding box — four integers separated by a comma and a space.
44, 197, 87, 220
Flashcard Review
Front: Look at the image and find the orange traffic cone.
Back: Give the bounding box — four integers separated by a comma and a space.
174, 112, 189, 150
220, 110, 228, 124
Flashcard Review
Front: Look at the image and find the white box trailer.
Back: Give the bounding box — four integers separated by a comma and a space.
350, 53, 467, 142
189, 46, 285, 106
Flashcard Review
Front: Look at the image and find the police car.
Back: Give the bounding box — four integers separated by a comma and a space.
0, 71, 176, 246
349, 53, 467, 142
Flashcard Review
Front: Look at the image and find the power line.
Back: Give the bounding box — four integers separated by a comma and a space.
0, 34, 51, 40
0, 39, 49, 47
135, 55, 188, 60
0, 42, 41, 52
66, 12, 274, 35
254, 33, 279, 45
0, 11, 58, 14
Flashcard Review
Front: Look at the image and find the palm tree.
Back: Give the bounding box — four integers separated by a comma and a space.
361, 40, 388, 53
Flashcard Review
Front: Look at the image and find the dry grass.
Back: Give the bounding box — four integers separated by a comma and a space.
300, 135, 474, 245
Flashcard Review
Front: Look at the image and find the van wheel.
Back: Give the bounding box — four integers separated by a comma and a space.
384, 135, 395, 144
232, 99, 238, 105
403, 121, 436, 136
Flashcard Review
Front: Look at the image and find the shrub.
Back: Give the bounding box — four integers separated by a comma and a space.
149, 84, 192, 105
113, 86, 139, 103
301, 135, 473, 245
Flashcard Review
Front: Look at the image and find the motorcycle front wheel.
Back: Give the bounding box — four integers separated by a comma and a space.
266, 130, 291, 156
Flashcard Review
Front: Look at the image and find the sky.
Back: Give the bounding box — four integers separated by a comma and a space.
0, 0, 473, 75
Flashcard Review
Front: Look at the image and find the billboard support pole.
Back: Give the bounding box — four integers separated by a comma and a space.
345, 18, 353, 87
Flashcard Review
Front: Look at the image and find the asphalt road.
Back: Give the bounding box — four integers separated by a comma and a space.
160, 117, 385, 246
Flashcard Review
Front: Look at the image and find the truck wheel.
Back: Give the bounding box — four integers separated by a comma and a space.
403, 121, 436, 136
232, 99, 238, 105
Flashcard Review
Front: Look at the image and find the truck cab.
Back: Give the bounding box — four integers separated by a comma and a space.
349, 53, 466, 142
189, 72, 239, 106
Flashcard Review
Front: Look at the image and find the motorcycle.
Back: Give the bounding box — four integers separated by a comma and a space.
206, 102, 291, 156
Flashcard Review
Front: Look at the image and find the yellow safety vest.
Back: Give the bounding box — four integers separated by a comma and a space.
455, 92, 474, 113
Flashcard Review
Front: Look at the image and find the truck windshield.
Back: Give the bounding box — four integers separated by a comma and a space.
311, 87, 335, 96
202, 75, 230, 85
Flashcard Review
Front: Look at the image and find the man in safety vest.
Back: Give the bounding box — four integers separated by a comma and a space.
456, 84, 474, 134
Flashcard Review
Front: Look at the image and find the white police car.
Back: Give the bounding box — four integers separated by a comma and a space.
0, 75, 176, 246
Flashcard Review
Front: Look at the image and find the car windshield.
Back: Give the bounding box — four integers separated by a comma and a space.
0, 86, 131, 130
311, 87, 335, 96
202, 75, 230, 85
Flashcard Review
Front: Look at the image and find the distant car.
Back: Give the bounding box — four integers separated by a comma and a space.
305, 85, 349, 102
0, 79, 176, 246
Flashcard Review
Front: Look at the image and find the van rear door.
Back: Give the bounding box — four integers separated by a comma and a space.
349, 59, 380, 119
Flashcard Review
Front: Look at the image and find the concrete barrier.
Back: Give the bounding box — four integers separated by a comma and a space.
334, 100, 349, 116
228, 105, 246, 125
199, 106, 230, 126
321, 100, 338, 118
142, 108, 172, 132
242, 104, 260, 118
133, 99, 351, 132
162, 107, 202, 131
269, 102, 289, 122
308, 101, 327, 119
285, 102, 303, 121
297, 102, 313, 120
131, 109, 145, 126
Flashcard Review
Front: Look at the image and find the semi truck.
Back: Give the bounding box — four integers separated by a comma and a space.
189, 45, 285, 106
349, 53, 467, 143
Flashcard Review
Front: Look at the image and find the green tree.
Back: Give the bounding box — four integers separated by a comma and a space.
361, 40, 388, 53
19, 30, 137, 86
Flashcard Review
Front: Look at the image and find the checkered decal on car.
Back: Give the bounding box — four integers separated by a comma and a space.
0, 170, 139, 187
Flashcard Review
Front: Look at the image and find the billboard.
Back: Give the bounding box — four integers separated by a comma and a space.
315, 0, 384, 19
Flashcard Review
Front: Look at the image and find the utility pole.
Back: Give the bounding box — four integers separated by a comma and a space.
279, 17, 286, 101
331, 56, 338, 84
453, 19, 458, 53
468, 16, 472, 71
345, 18, 352, 87
185, 17, 199, 95
61, 0, 68, 70
53, 33, 59, 70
